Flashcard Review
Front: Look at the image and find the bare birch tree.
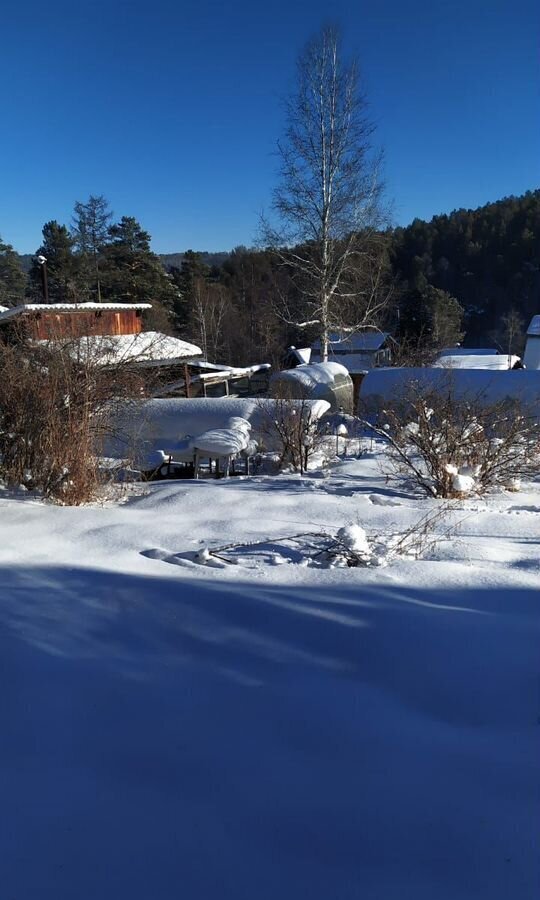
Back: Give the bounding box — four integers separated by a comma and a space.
264, 26, 389, 360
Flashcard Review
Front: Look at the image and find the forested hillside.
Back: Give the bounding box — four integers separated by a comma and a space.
391, 190, 540, 352
2, 190, 538, 363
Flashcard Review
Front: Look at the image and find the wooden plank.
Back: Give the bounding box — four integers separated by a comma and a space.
26, 309, 143, 340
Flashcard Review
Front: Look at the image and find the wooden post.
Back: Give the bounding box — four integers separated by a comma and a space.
184, 364, 191, 398
193, 450, 200, 479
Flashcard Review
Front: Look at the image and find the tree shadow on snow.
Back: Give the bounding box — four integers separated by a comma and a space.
0, 565, 539, 900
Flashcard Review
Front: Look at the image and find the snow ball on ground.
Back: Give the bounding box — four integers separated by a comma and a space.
452, 473, 475, 494
336, 524, 370, 555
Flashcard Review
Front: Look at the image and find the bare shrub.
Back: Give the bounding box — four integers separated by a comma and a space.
0, 323, 147, 504
259, 392, 323, 474
361, 378, 540, 498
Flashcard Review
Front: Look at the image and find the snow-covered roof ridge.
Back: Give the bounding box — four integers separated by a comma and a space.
0, 302, 152, 322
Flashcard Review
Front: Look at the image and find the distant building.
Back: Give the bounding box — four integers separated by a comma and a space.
523, 316, 540, 370
433, 349, 521, 370
0, 302, 272, 399
0, 301, 152, 340
311, 330, 395, 395
0, 302, 203, 395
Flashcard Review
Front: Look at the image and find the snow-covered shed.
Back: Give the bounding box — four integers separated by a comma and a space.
523, 315, 540, 370
358, 367, 540, 416
269, 362, 353, 413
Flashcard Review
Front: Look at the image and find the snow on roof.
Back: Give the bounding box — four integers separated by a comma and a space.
526, 315, 540, 336
0, 302, 151, 323
433, 354, 520, 371
358, 367, 540, 413
312, 353, 374, 374
437, 347, 499, 357
38, 331, 202, 365
190, 360, 271, 378
0, 305, 9, 313
312, 331, 391, 352
273, 361, 350, 389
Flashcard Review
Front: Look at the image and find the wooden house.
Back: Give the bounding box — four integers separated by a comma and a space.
0, 302, 204, 396
311, 330, 395, 397
0, 302, 151, 340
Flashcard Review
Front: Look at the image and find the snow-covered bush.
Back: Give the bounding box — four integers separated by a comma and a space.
0, 323, 147, 503
258, 393, 323, 474
363, 379, 540, 498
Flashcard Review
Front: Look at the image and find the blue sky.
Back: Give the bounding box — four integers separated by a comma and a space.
1, 0, 539, 254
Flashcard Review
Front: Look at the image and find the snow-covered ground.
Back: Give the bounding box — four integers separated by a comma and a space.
1, 444, 539, 898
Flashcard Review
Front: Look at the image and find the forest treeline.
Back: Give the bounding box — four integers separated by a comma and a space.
0, 189, 538, 365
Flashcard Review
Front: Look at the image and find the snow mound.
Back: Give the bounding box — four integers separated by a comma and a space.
336, 524, 370, 555
452, 473, 475, 494
189, 417, 251, 458
276, 361, 350, 388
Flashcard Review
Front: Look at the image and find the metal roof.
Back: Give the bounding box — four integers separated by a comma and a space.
0, 302, 152, 323
312, 331, 391, 352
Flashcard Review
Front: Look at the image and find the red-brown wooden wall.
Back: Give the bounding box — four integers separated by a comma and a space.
24, 309, 143, 340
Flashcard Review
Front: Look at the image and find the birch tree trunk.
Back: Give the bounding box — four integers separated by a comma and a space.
263, 26, 390, 355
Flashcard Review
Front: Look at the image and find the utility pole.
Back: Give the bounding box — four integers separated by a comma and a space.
36, 255, 49, 303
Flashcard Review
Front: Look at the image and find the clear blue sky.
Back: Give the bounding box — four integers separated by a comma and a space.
2, 0, 539, 254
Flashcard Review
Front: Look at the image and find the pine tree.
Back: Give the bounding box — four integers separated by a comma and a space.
29, 221, 80, 303
398, 284, 464, 355
168, 250, 211, 330
101, 216, 177, 330
71, 195, 112, 302
0, 238, 26, 307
